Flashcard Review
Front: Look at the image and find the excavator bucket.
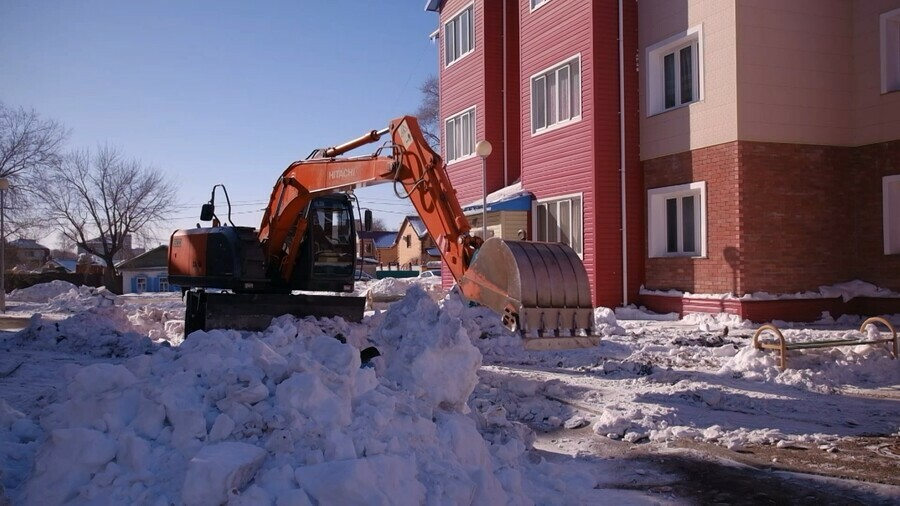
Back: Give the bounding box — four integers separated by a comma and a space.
457, 237, 601, 350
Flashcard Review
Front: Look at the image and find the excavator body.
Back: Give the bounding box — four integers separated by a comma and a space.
169, 116, 600, 348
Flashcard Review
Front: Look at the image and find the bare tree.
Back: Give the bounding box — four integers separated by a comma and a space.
0, 102, 68, 233
50, 248, 77, 261
370, 217, 388, 231
415, 75, 440, 149
34, 145, 177, 290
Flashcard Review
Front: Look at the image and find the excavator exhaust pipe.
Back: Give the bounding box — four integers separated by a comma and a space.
458, 237, 601, 350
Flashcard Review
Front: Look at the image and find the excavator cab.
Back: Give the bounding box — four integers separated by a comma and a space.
290, 195, 357, 292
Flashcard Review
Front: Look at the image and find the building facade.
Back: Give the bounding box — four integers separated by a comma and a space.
395, 216, 441, 270
116, 246, 178, 294
427, 0, 900, 320
429, 0, 643, 309
9, 239, 50, 271
638, 0, 900, 319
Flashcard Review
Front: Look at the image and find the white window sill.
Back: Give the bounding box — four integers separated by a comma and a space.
445, 49, 474, 69
447, 153, 476, 165
647, 100, 700, 119
531, 116, 582, 137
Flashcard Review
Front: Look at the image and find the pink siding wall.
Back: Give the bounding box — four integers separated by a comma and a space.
519, 0, 597, 298
438, 1, 507, 207
436, 0, 641, 308
518, 0, 640, 308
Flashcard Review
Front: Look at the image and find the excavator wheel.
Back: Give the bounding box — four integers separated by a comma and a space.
457, 237, 600, 350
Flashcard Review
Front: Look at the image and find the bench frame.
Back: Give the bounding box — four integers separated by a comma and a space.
752, 317, 898, 370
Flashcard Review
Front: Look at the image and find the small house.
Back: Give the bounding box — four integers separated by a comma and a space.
116, 245, 176, 294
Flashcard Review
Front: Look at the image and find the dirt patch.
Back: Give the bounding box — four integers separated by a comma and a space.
534, 427, 900, 504
0, 316, 31, 331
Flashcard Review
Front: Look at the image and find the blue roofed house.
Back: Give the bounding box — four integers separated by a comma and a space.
461, 181, 533, 241
116, 245, 178, 294
357, 230, 398, 275
41, 258, 77, 273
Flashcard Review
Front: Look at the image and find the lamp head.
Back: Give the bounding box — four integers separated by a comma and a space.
475, 140, 492, 158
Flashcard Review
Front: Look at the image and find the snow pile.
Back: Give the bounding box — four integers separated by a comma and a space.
616, 305, 679, 321
7, 307, 155, 358
364, 276, 445, 304
7, 280, 82, 303
17, 287, 541, 505
681, 311, 752, 331
641, 279, 900, 302
817, 280, 900, 302
365, 276, 415, 300
719, 329, 900, 392
3, 281, 900, 503
8, 281, 119, 314
124, 302, 186, 344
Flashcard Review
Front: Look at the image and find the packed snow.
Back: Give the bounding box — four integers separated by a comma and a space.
1, 280, 899, 504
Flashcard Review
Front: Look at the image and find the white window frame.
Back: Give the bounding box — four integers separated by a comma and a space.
135, 275, 147, 293
159, 276, 169, 292
648, 182, 707, 258
444, 3, 475, 67
881, 8, 900, 94
530, 55, 582, 135
532, 193, 583, 256
884, 174, 900, 254
530, 0, 550, 12
445, 107, 476, 163
646, 25, 704, 116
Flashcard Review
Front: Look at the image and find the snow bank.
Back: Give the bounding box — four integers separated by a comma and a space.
18, 286, 537, 505
8, 280, 84, 303
8, 307, 155, 358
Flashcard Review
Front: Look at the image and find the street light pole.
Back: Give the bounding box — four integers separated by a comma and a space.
475, 140, 492, 241
0, 177, 9, 313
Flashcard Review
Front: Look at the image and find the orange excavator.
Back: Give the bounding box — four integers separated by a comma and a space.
168, 116, 598, 349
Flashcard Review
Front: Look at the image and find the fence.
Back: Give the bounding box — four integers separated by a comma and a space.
4, 272, 123, 294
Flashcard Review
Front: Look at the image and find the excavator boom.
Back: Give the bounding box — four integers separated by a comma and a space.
169, 116, 600, 349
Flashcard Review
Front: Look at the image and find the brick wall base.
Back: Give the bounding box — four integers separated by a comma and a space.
643, 139, 900, 307
640, 293, 900, 323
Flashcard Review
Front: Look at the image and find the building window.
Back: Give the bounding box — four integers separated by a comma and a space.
444, 3, 474, 67
648, 182, 707, 258
530, 0, 550, 11
445, 107, 476, 162
364, 243, 373, 255
531, 56, 581, 134
647, 26, 703, 116
882, 8, 900, 93
135, 276, 147, 293
159, 276, 169, 292
533, 194, 583, 256
884, 175, 900, 254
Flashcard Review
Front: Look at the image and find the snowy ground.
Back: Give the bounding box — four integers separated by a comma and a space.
1, 279, 899, 505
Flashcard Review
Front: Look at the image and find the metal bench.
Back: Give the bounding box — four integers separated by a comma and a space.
752, 317, 898, 370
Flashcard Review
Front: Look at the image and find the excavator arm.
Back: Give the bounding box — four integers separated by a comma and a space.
252, 116, 598, 347
256, 117, 478, 289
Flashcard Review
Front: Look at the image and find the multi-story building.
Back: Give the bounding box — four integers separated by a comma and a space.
426, 0, 900, 321
427, 0, 644, 309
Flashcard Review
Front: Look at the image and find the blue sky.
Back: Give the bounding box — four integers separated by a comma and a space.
0, 1, 438, 245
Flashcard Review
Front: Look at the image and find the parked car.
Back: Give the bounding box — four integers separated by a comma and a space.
418, 270, 440, 279
354, 269, 374, 281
